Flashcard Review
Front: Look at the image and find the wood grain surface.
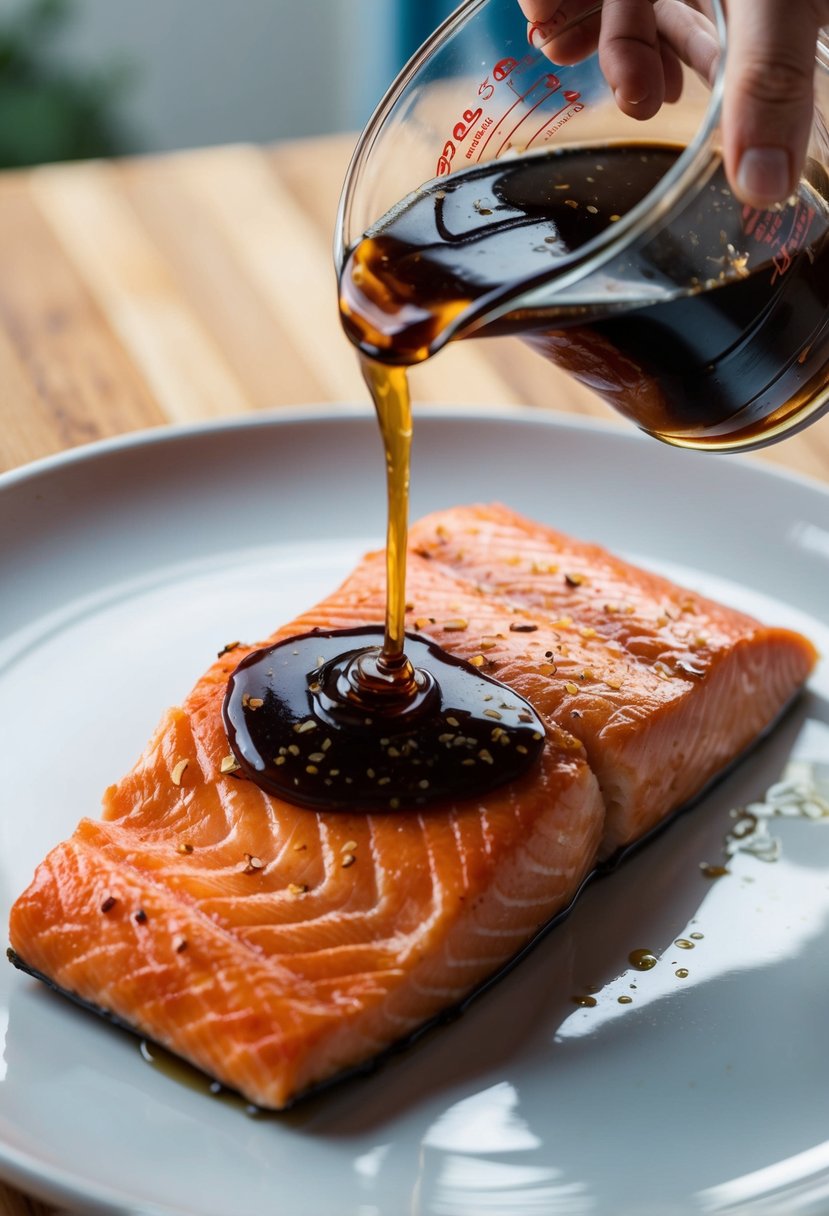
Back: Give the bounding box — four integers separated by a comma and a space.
0, 133, 827, 1216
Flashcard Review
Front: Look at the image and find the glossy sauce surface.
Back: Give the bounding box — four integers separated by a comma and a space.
223, 628, 546, 811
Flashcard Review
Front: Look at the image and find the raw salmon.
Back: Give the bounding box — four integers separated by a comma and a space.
7, 505, 817, 1109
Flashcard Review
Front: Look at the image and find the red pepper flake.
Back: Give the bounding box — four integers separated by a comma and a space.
174, 936, 188, 954
510, 623, 538, 633
100, 895, 117, 914
134, 908, 148, 925
217, 641, 241, 658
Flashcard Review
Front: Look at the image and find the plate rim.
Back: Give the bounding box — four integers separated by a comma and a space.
2, 402, 829, 506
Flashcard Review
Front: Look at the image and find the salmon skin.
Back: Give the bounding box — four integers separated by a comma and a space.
7, 504, 817, 1110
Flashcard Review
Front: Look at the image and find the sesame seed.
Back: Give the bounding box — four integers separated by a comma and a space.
174, 936, 188, 954
274, 755, 286, 766
247, 697, 264, 710
444, 619, 469, 632
220, 755, 240, 775
176, 843, 194, 855
478, 749, 494, 764
484, 709, 502, 720
241, 854, 265, 874
294, 719, 317, 734
308, 752, 325, 763
446, 716, 460, 728
469, 655, 485, 667
341, 853, 356, 868
306, 764, 319, 775
342, 840, 358, 852
288, 882, 308, 896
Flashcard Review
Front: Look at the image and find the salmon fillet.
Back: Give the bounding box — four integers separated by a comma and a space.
7, 505, 817, 1109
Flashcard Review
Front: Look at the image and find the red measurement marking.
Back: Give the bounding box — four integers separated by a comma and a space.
525, 99, 584, 150
436, 106, 486, 175
528, 14, 564, 47
475, 75, 561, 164
494, 56, 519, 82
493, 81, 574, 160
742, 197, 820, 284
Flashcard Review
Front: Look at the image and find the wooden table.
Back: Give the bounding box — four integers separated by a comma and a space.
0, 134, 826, 1216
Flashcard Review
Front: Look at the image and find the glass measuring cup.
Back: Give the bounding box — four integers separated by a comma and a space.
336, 0, 829, 451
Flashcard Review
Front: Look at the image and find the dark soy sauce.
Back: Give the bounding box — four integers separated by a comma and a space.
223, 628, 545, 811
340, 142, 829, 450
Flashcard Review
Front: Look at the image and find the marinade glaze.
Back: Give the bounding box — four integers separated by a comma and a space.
225, 142, 828, 809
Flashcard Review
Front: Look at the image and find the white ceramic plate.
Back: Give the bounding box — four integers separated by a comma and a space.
1, 406, 829, 1216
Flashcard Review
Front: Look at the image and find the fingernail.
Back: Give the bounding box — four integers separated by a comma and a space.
614, 86, 649, 108
736, 147, 791, 206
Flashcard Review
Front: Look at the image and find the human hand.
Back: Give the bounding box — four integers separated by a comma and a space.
518, 0, 829, 208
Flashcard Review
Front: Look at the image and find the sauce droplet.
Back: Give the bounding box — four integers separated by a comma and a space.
674, 939, 695, 950
675, 968, 690, 979
572, 994, 598, 1008
628, 948, 658, 971
700, 862, 730, 878
618, 995, 633, 1005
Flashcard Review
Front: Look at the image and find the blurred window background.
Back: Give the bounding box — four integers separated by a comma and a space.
0, 0, 458, 169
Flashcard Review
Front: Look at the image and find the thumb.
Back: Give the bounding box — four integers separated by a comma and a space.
722, 0, 819, 207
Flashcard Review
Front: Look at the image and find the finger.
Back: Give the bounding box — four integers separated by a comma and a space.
517, 0, 566, 20
520, 0, 601, 65
722, 0, 818, 206
660, 40, 684, 103
598, 0, 666, 120
653, 0, 720, 87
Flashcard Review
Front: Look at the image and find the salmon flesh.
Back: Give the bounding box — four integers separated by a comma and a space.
8, 504, 817, 1109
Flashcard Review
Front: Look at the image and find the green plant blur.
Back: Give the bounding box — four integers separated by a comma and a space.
0, 0, 131, 168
